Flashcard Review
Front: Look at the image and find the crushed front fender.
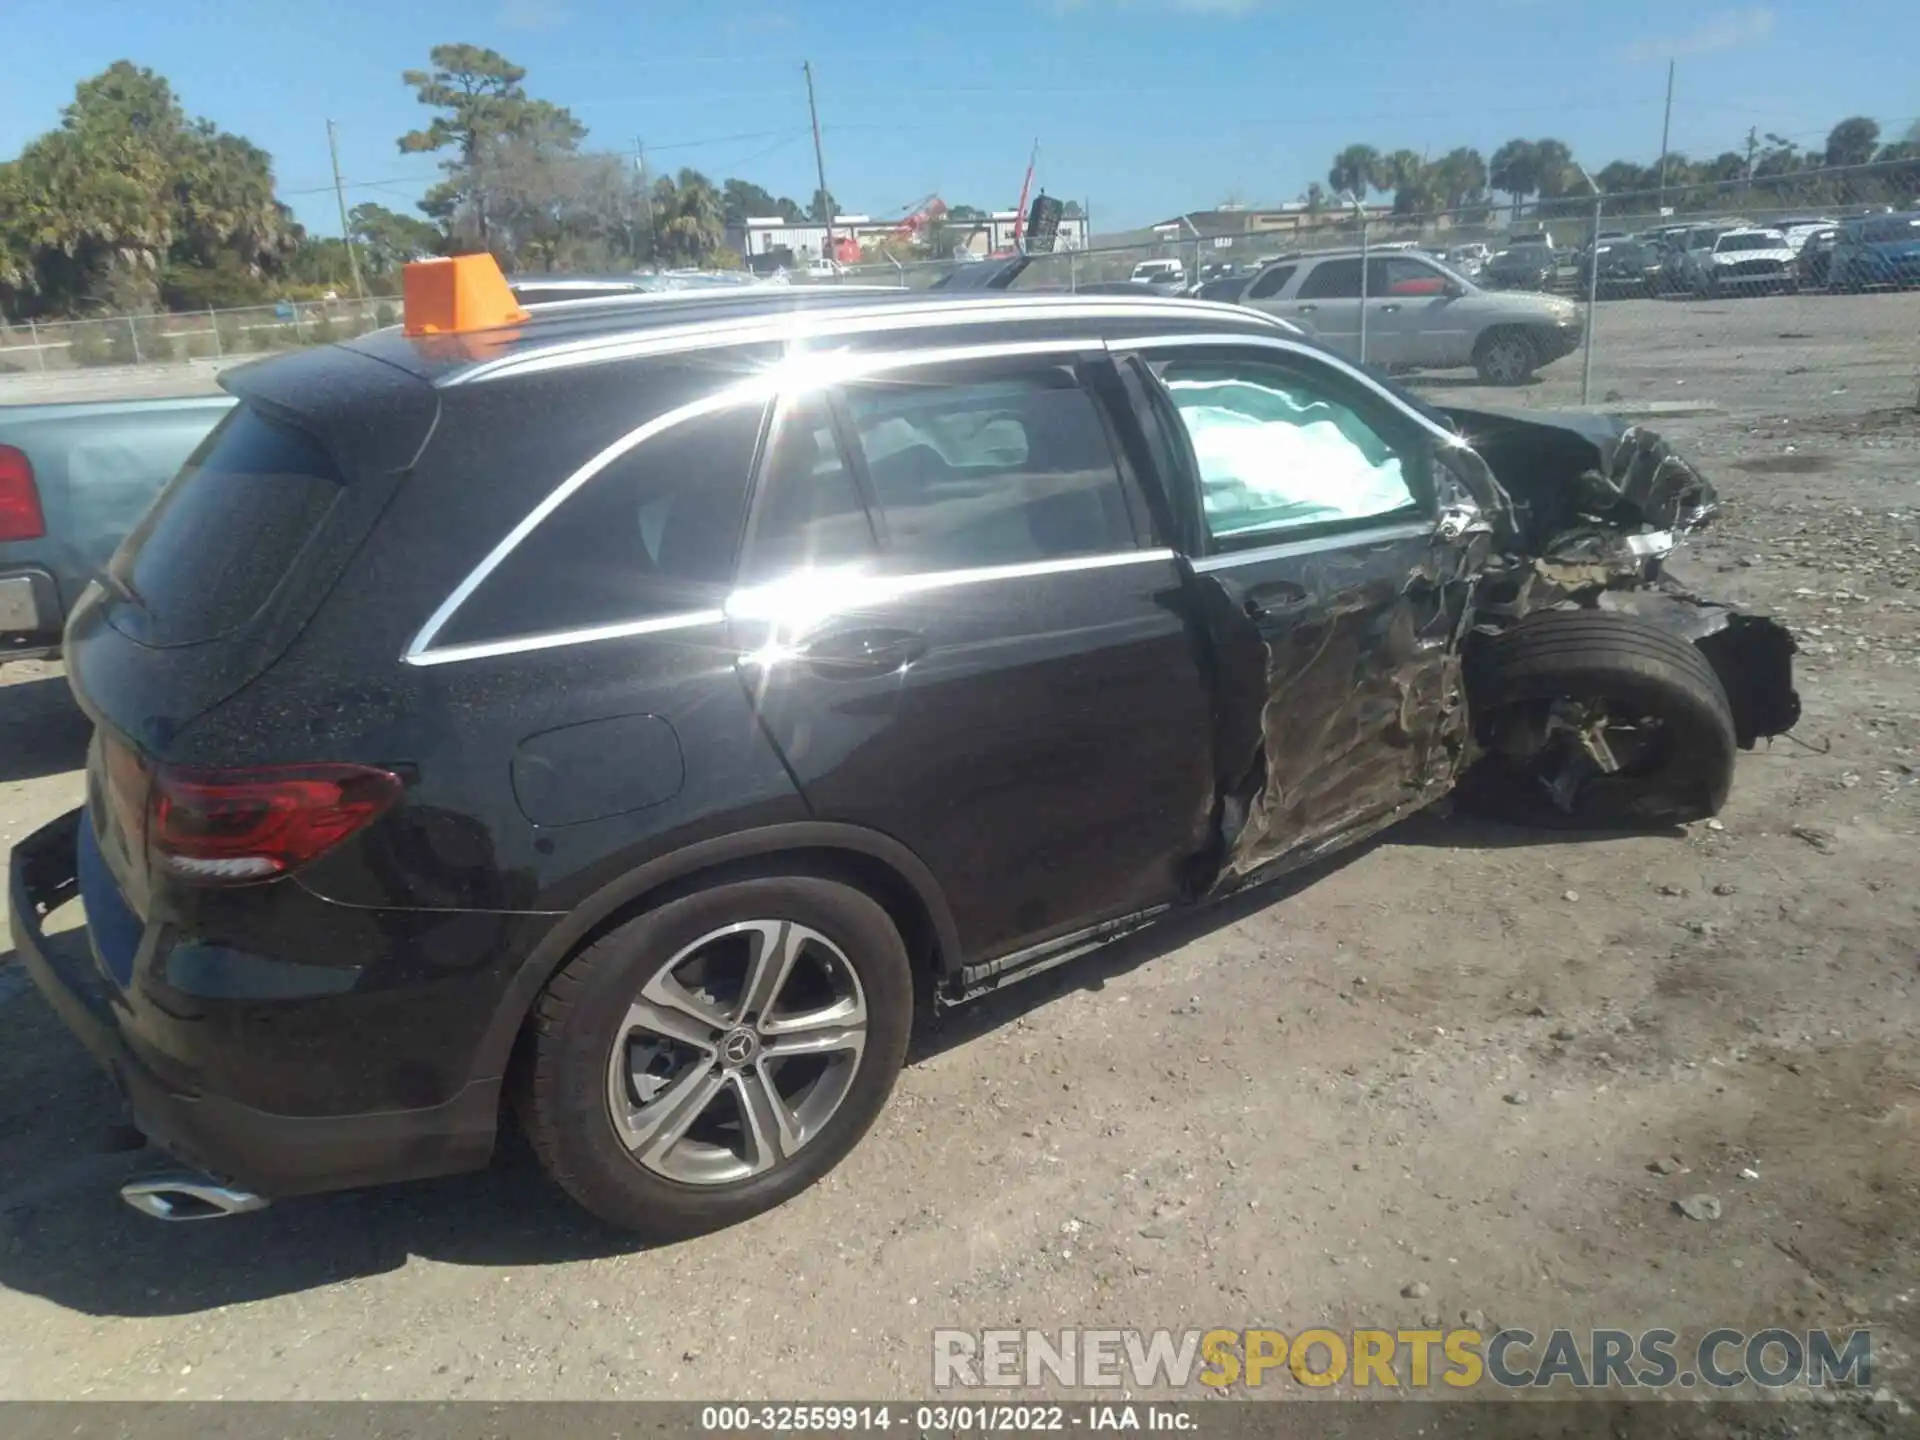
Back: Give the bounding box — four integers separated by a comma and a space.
1594, 587, 1801, 746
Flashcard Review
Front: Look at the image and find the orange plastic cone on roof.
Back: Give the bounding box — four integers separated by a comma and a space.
402, 254, 530, 336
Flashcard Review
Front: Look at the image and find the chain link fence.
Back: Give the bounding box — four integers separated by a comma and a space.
4, 161, 1913, 390
804, 161, 1919, 402
0, 296, 402, 375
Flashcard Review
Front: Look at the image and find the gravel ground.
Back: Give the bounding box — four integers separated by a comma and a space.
1, 293, 1917, 1418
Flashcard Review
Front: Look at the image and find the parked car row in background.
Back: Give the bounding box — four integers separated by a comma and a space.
1482, 209, 1920, 299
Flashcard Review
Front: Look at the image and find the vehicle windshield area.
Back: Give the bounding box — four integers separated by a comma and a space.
1859, 217, 1920, 242
1416, 255, 1475, 287
1715, 232, 1785, 252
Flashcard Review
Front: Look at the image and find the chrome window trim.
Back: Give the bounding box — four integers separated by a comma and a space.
405, 610, 728, 668
403, 378, 773, 664
727, 549, 1179, 628
1189, 520, 1435, 573
404, 337, 1121, 666
448, 297, 1284, 387
403, 552, 1179, 668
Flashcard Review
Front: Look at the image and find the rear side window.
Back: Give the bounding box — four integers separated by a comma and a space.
1297, 259, 1363, 299
1244, 264, 1296, 300
109, 405, 344, 647
436, 402, 767, 648
739, 393, 876, 584
840, 367, 1135, 572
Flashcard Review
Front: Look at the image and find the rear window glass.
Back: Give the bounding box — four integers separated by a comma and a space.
435, 401, 767, 649
108, 405, 344, 647
1860, 217, 1920, 243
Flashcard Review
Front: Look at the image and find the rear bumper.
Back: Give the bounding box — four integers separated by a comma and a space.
7, 809, 499, 1199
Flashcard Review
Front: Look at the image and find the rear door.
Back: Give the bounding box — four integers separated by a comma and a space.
731, 347, 1217, 964
1237, 261, 1298, 316
1258, 258, 1363, 358
1113, 337, 1480, 885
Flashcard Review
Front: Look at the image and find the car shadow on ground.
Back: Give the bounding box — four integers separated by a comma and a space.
1405, 374, 1545, 391
0, 996, 644, 1316
0, 807, 1637, 1318
0, 675, 91, 784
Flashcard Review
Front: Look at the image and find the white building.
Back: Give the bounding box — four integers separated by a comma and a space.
728, 211, 1088, 268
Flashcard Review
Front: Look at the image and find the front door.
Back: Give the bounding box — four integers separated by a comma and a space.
731, 351, 1218, 964
1118, 340, 1480, 884
1369, 255, 1473, 368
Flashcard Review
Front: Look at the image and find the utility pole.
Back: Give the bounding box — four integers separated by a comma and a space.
803, 61, 834, 265
1576, 164, 1600, 406
635, 137, 656, 266
1656, 60, 1675, 210
1744, 126, 1759, 182
327, 120, 366, 301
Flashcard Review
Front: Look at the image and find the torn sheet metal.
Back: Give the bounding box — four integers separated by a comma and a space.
1185, 404, 1797, 897
1436, 405, 1717, 552
1198, 528, 1479, 892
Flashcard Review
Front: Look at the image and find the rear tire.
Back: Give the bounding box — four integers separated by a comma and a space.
1473, 328, 1538, 386
521, 875, 913, 1238
1462, 610, 1738, 828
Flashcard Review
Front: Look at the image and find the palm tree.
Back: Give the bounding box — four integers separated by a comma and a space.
1531, 139, 1576, 201
1380, 149, 1432, 216
1327, 144, 1381, 200
1430, 147, 1488, 211
1489, 139, 1539, 220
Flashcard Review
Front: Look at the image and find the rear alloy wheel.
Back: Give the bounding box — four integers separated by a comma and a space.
523, 876, 913, 1237
1473, 329, 1538, 386
1461, 610, 1738, 828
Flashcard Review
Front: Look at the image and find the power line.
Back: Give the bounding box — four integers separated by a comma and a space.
642, 127, 806, 154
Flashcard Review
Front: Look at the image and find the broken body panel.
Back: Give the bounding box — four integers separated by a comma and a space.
1181, 403, 1798, 903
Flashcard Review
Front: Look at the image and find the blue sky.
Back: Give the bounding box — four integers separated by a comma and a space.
5, 0, 1915, 236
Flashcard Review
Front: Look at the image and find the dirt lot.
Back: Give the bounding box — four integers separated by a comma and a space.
1, 294, 1917, 1417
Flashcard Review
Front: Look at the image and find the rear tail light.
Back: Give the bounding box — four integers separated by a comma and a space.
149, 763, 402, 883
0, 444, 46, 542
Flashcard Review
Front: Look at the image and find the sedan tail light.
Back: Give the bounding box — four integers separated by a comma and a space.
0, 444, 46, 542
149, 763, 402, 882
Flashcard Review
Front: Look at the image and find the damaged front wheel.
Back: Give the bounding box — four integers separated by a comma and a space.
1462, 610, 1737, 828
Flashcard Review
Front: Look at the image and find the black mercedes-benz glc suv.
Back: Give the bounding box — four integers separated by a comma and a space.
10, 259, 1797, 1235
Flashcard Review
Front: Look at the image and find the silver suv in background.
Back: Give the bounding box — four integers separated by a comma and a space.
1234, 248, 1583, 385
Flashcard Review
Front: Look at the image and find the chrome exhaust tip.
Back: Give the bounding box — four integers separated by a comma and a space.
120, 1173, 269, 1221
